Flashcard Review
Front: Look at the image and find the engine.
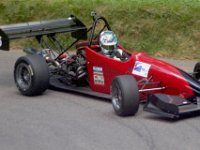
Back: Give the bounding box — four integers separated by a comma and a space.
60, 53, 88, 86
41, 49, 88, 86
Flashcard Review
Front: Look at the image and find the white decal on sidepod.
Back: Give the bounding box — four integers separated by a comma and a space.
93, 74, 104, 85
132, 61, 151, 77
93, 66, 105, 85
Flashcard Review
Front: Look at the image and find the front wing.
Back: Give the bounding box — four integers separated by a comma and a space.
144, 93, 200, 118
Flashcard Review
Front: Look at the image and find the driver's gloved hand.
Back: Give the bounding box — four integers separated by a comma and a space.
113, 49, 129, 61
115, 51, 122, 58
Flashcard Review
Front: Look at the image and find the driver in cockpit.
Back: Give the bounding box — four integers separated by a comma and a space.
99, 30, 129, 61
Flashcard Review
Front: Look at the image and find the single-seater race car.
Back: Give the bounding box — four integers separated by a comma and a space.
1, 12, 200, 119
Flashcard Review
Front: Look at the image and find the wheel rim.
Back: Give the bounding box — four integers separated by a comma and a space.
15, 63, 32, 91
112, 83, 122, 110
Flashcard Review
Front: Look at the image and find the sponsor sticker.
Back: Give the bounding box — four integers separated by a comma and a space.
93, 66, 104, 85
93, 66, 103, 74
93, 74, 104, 85
132, 61, 151, 77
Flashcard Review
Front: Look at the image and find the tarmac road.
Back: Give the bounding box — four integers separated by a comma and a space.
0, 50, 199, 150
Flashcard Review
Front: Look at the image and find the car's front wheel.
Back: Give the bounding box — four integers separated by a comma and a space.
194, 62, 200, 81
14, 54, 49, 96
111, 75, 139, 116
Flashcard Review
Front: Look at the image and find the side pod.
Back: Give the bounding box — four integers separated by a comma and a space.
144, 94, 200, 118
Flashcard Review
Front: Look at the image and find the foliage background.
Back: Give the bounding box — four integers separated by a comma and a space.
0, 0, 200, 59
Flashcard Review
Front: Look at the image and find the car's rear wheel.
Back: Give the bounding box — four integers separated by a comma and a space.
193, 62, 200, 81
14, 55, 49, 96
111, 75, 139, 116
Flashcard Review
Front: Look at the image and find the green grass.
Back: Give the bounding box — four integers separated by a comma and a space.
0, 0, 200, 59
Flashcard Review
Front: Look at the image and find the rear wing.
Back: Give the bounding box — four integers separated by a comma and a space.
0, 15, 87, 50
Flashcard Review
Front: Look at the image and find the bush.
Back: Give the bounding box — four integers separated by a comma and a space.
0, 0, 199, 59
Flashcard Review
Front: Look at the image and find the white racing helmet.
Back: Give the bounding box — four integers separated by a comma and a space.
99, 30, 117, 55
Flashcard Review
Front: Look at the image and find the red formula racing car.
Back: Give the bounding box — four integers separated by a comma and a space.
1, 12, 200, 119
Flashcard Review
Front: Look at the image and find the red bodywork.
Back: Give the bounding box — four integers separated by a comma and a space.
77, 43, 194, 102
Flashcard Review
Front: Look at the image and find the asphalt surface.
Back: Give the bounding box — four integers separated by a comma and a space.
0, 50, 200, 150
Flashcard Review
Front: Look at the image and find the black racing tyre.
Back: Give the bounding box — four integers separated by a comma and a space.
194, 62, 200, 81
111, 75, 139, 116
14, 55, 49, 96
